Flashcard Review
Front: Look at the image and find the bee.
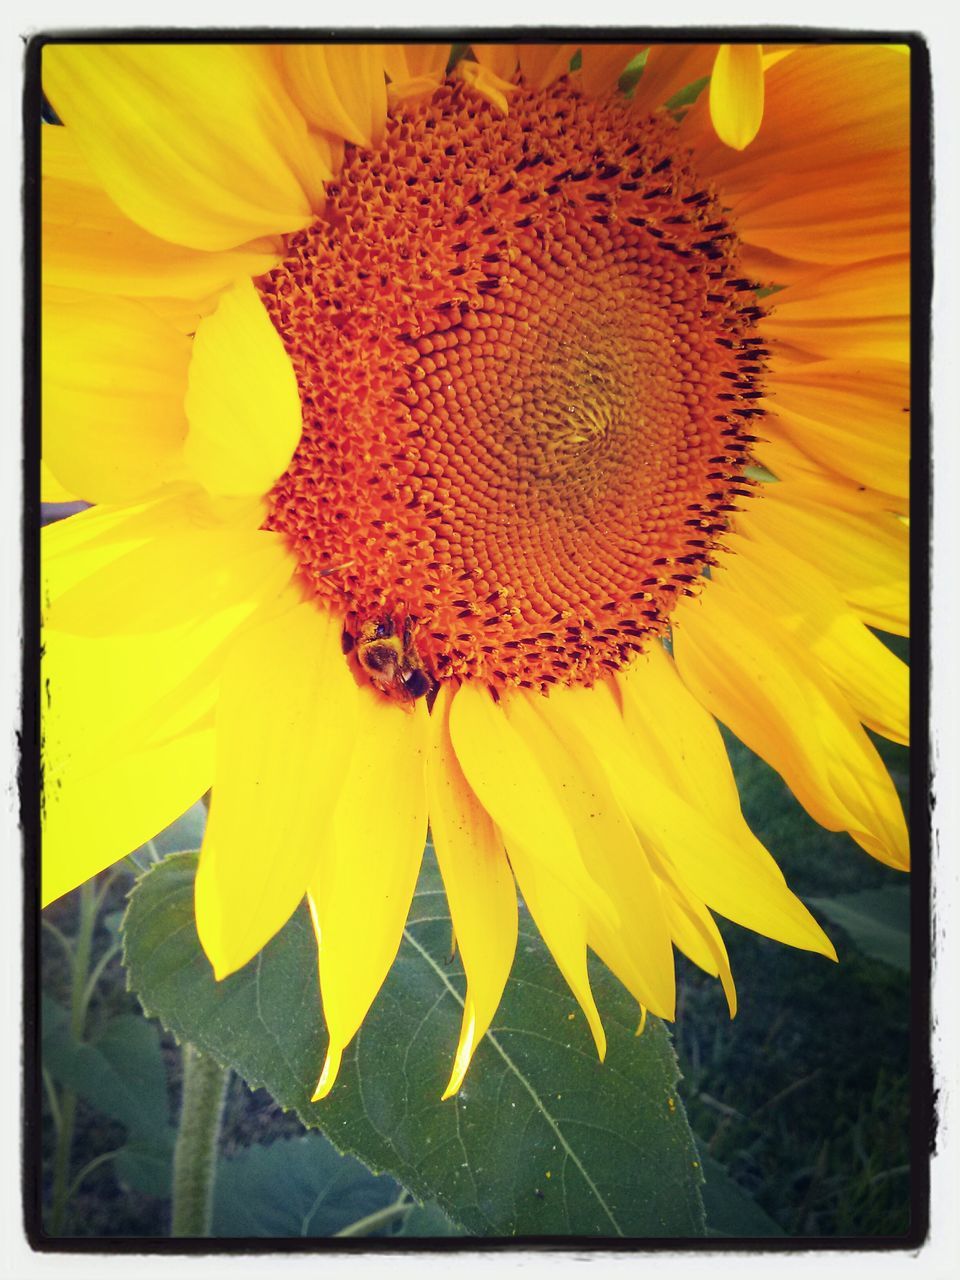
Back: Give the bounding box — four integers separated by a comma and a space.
346, 612, 435, 705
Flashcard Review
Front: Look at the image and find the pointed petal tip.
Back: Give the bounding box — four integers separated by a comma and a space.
583, 1006, 607, 1061
195, 919, 226, 982
196, 893, 245, 983
804, 910, 839, 964
891, 843, 911, 873
311, 1045, 342, 1101
203, 942, 241, 983
721, 973, 739, 1018
441, 1004, 477, 1101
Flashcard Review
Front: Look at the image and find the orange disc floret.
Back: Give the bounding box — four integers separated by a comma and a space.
259, 77, 765, 697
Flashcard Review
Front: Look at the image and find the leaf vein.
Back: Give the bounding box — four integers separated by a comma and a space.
401, 926, 624, 1237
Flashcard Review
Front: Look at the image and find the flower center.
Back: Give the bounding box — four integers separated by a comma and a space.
259, 78, 764, 698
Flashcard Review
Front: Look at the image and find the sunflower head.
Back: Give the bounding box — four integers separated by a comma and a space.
259, 76, 767, 699
40, 41, 910, 1104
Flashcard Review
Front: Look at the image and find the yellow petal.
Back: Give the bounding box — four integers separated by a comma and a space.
279, 46, 388, 148
549, 677, 834, 958
41, 494, 291, 905
471, 44, 518, 82
42, 124, 280, 300
48, 527, 294, 637
578, 44, 645, 97
516, 44, 578, 90
196, 604, 358, 979
618, 647, 749, 838
42, 723, 213, 906
728, 153, 909, 277
309, 688, 429, 1100
673, 581, 908, 869
709, 45, 764, 150
764, 255, 909, 366
679, 45, 908, 281
740, 483, 909, 635
629, 44, 716, 114
505, 838, 607, 1061
684, 45, 909, 192
381, 44, 450, 104
448, 683, 617, 932
620, 644, 831, 962
724, 534, 909, 745
40, 612, 257, 799
654, 867, 738, 1016
43, 488, 267, 604
427, 684, 518, 1098
41, 460, 78, 504
137, 292, 224, 335
386, 76, 444, 107
43, 44, 327, 252
770, 359, 909, 506
383, 43, 450, 81
182, 277, 304, 498
507, 691, 676, 1019
455, 59, 517, 116
44, 495, 184, 600
43, 291, 190, 504
616, 650, 827, 958
42, 494, 292, 785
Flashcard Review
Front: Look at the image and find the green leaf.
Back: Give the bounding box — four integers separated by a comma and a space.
211, 1132, 465, 1238
397, 1200, 465, 1237
122, 851, 705, 1238
697, 1145, 785, 1237
114, 1131, 177, 1197
43, 996, 176, 1196
807, 886, 910, 973
212, 1133, 398, 1237
42, 999, 171, 1139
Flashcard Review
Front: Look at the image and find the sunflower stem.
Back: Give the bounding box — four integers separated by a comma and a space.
170, 1046, 229, 1237
48, 878, 98, 1235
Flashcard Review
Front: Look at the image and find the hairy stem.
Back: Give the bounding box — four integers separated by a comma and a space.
170, 1046, 229, 1237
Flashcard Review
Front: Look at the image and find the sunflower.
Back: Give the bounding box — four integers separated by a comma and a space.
40, 40, 910, 1102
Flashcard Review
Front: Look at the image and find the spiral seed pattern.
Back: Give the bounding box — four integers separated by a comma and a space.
259, 78, 766, 695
